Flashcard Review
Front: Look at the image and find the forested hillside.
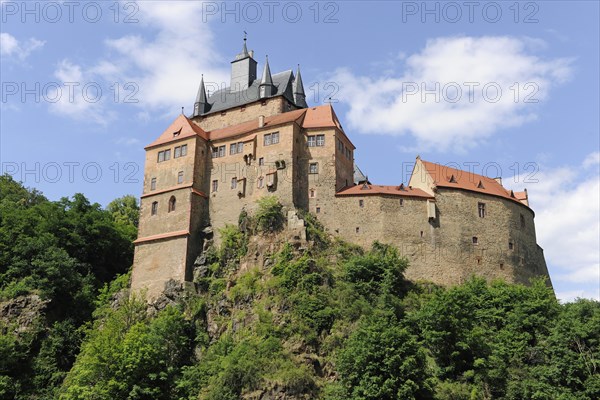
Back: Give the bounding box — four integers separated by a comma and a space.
1, 176, 598, 399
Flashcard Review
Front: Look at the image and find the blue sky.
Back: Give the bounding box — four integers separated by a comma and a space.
1, 1, 598, 301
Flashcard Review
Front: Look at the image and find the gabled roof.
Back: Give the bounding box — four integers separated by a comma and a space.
209, 108, 307, 142
146, 104, 351, 149
204, 70, 297, 115
418, 159, 530, 206
336, 183, 433, 199
303, 104, 343, 130
145, 114, 208, 149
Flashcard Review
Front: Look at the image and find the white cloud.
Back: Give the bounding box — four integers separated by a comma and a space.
328, 36, 573, 153
519, 153, 600, 301
0, 32, 45, 61
97, 1, 228, 115
48, 60, 114, 125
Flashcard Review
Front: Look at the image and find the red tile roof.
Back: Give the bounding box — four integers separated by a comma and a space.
303, 104, 355, 149
419, 159, 529, 206
146, 105, 353, 149
145, 114, 208, 149
209, 108, 306, 141
336, 183, 433, 198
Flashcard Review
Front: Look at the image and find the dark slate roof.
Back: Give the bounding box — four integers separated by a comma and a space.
354, 163, 369, 185
202, 70, 296, 115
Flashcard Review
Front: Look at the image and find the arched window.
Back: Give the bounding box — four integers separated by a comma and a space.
168, 196, 176, 212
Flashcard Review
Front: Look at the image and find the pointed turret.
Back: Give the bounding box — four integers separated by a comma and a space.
293, 64, 308, 108
192, 75, 209, 117
259, 56, 276, 99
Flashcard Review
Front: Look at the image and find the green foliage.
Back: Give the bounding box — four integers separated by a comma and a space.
0, 175, 136, 399
298, 209, 330, 249
60, 300, 192, 400
1, 174, 598, 399
219, 224, 248, 265
255, 196, 284, 232
107, 194, 140, 228
336, 311, 434, 400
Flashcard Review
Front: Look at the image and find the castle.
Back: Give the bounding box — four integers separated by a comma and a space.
131, 40, 552, 300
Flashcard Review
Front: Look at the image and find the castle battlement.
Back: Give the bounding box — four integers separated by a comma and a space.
131, 41, 551, 300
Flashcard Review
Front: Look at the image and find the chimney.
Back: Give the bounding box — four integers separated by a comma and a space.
258, 115, 265, 128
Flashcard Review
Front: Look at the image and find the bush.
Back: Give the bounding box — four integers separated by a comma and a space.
219, 224, 247, 265
255, 196, 284, 232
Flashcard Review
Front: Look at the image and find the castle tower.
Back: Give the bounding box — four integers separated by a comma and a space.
230, 36, 257, 92
130, 40, 552, 302
130, 116, 210, 299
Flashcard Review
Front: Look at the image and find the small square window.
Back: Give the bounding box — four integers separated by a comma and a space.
359, 199, 364, 208
307, 136, 316, 147
310, 189, 315, 198
399, 199, 404, 206
509, 242, 514, 250
309, 163, 318, 174
150, 177, 156, 190
472, 236, 478, 245
259, 157, 264, 166
212, 180, 218, 192
316, 207, 321, 214
356, 227, 360, 233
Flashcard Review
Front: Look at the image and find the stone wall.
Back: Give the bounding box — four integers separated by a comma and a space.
193, 97, 288, 132
319, 189, 550, 288
130, 236, 189, 299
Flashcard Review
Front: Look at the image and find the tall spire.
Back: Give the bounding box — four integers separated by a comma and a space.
193, 75, 209, 117
241, 32, 249, 58
259, 55, 275, 98
293, 64, 308, 108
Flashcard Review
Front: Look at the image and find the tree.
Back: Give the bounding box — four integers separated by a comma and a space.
336, 311, 433, 400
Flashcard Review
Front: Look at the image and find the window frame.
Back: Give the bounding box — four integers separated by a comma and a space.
309, 162, 319, 174
212, 180, 218, 192
150, 177, 156, 190
151, 201, 158, 216
316, 134, 325, 146
177, 171, 184, 184
478, 202, 486, 218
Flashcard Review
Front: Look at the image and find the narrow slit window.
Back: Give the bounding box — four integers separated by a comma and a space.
168, 196, 176, 212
